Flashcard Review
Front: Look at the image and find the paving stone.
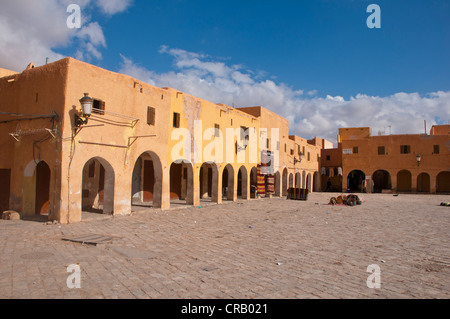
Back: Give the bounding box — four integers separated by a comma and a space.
0, 193, 449, 298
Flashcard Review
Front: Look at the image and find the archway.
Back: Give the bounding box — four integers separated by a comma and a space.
397, 170, 412, 192
0, 169, 11, 213
237, 166, 248, 199
250, 167, 257, 198
436, 171, 450, 193
313, 172, 320, 192
282, 168, 288, 196
288, 173, 294, 188
295, 173, 301, 189
222, 164, 235, 201
373, 170, 392, 193
417, 173, 430, 193
35, 161, 51, 215
131, 152, 163, 208
170, 160, 194, 205
82, 157, 114, 214
347, 170, 365, 192
302, 171, 306, 188
200, 162, 219, 203
306, 173, 312, 192
23, 160, 51, 217
274, 171, 281, 197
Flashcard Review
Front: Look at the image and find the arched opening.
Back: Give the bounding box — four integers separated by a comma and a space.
131, 152, 163, 208
436, 171, 450, 193
295, 173, 301, 189
35, 161, 51, 216
397, 170, 412, 192
274, 171, 281, 197
200, 162, 219, 203
222, 164, 235, 201
170, 160, 194, 206
82, 158, 114, 215
302, 171, 306, 188
417, 173, 430, 193
0, 169, 11, 213
288, 173, 294, 188
282, 168, 288, 196
250, 167, 257, 198
347, 170, 365, 192
313, 172, 320, 192
306, 173, 312, 192
23, 161, 49, 217
237, 166, 248, 199
373, 170, 392, 193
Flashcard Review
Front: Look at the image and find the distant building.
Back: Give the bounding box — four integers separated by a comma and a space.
321, 126, 450, 193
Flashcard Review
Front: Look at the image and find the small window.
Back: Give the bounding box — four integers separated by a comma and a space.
326, 155, 331, 161
285, 144, 287, 153
433, 145, 440, 154
353, 146, 359, 154
267, 138, 270, 149
173, 112, 180, 128
307, 152, 311, 161
378, 146, 385, 155
93, 99, 105, 114
400, 145, 410, 154
147, 107, 155, 126
290, 149, 294, 156
298, 145, 301, 155
214, 124, 220, 137
302, 146, 305, 155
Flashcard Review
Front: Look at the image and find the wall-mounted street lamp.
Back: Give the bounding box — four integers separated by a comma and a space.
294, 153, 304, 165
237, 134, 250, 152
416, 154, 422, 167
75, 93, 93, 128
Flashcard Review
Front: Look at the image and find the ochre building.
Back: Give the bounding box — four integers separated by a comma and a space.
0, 58, 328, 223
321, 127, 450, 194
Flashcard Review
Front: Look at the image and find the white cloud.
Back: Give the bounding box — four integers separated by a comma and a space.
0, 0, 131, 71
96, 0, 133, 15
0, 0, 69, 70
119, 46, 450, 145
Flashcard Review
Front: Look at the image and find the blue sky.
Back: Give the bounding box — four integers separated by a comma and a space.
89, 0, 450, 98
1, 0, 449, 142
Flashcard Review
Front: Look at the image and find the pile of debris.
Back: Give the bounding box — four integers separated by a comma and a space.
1, 210, 21, 220
328, 194, 362, 206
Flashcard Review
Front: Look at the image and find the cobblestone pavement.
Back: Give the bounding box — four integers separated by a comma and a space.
1, 193, 449, 299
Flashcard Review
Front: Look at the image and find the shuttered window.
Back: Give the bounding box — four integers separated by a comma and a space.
400, 145, 411, 154
173, 112, 180, 128
147, 107, 155, 126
